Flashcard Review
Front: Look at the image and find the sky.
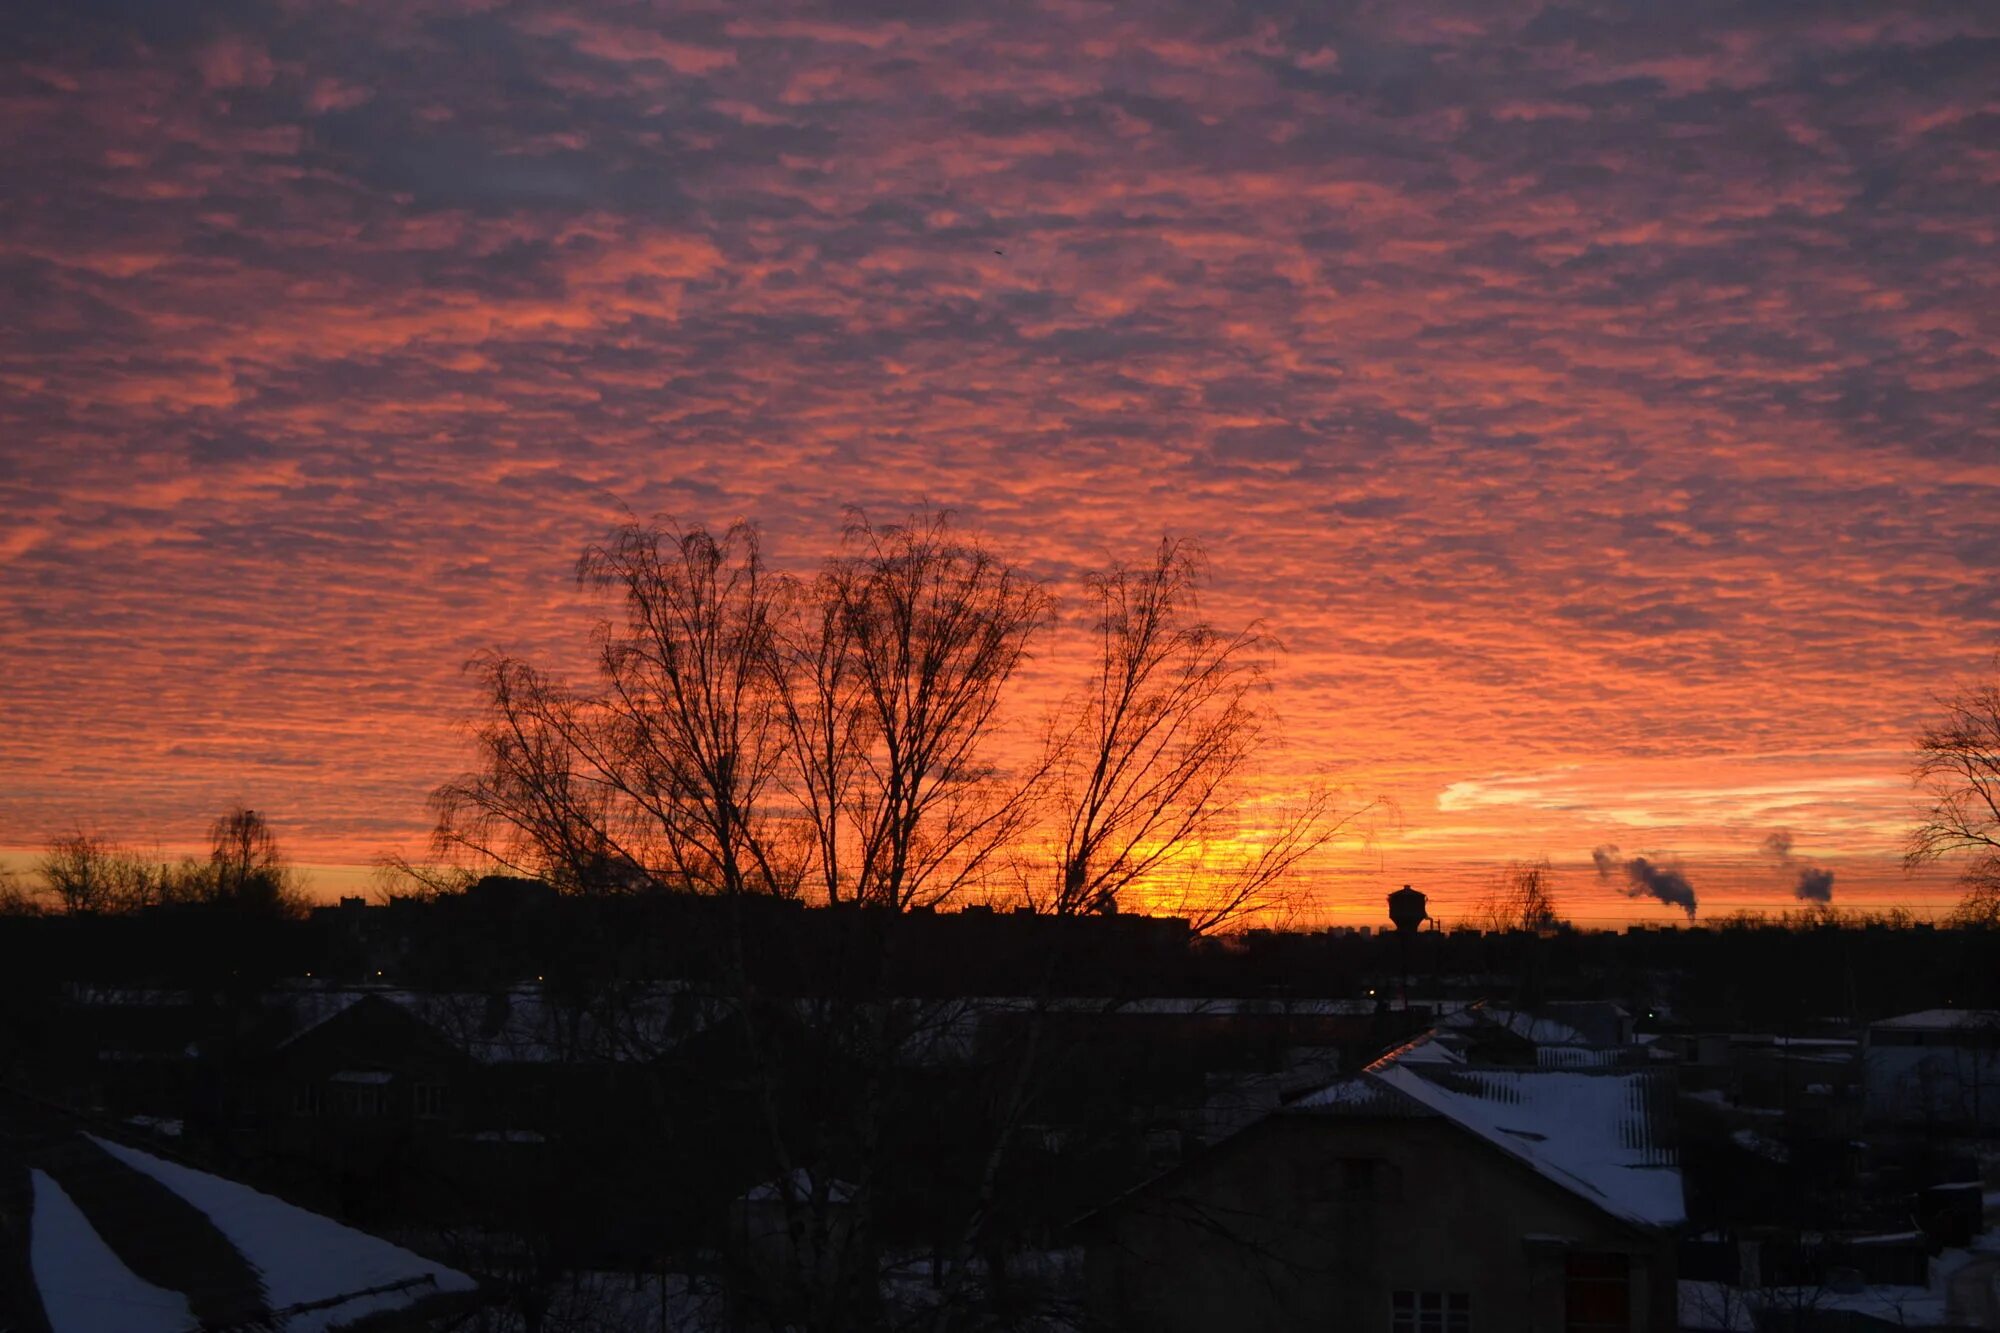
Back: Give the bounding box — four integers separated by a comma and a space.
4, 0, 1998, 925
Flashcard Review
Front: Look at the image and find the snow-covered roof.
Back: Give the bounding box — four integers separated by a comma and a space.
1869, 1008, 2000, 1032
1289, 1074, 1433, 1116
1289, 1043, 1683, 1231
1440, 1004, 1591, 1047
1536, 1045, 1625, 1069
1367, 1064, 1684, 1229
29, 1170, 194, 1333
276, 984, 704, 1064
89, 1136, 477, 1329
1377, 1032, 1466, 1065
273, 989, 1445, 1067
60, 985, 195, 1008
6, 1109, 477, 1333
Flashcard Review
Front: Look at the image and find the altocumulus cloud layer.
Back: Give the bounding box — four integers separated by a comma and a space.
2, 0, 1996, 917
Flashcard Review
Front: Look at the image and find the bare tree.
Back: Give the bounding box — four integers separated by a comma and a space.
434, 655, 636, 892
770, 568, 866, 907
370, 853, 477, 904
35, 830, 154, 914
581, 519, 798, 899
206, 806, 305, 916
1037, 538, 1366, 932
436, 521, 802, 900
795, 509, 1050, 910
1472, 857, 1565, 934
440, 511, 1050, 912
1907, 669, 2000, 926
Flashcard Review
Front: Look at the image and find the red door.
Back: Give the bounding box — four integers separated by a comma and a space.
1564, 1253, 1630, 1333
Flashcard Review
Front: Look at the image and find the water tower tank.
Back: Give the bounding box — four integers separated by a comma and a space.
1387, 885, 1429, 934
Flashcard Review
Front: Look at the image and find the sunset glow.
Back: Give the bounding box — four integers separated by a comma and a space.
5, 1, 1997, 924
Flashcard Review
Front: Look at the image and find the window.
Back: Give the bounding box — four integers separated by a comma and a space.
330, 1070, 393, 1116
1392, 1290, 1470, 1333
293, 1082, 325, 1117
414, 1083, 447, 1118
1564, 1253, 1630, 1333
336, 1085, 387, 1116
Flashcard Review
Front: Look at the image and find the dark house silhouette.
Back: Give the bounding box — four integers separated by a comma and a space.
1079, 1054, 1684, 1332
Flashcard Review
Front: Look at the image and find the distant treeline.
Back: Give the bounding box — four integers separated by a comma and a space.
3, 873, 1994, 1022
1, 805, 308, 919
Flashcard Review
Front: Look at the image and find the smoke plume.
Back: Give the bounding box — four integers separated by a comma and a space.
1592, 843, 1698, 919
1793, 867, 1835, 902
1761, 827, 1835, 903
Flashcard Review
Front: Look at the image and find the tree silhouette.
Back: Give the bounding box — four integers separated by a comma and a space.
437, 509, 1047, 910
35, 830, 153, 914
1039, 537, 1366, 931
1472, 858, 1565, 934
1908, 667, 2000, 926
805, 509, 1049, 910
205, 806, 302, 916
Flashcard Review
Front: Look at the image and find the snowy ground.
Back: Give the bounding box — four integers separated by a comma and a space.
1682, 1200, 2000, 1331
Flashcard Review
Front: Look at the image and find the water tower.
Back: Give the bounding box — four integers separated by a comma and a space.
1386, 885, 1429, 1012
1387, 885, 1429, 934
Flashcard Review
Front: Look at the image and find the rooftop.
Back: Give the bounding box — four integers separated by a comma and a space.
1869, 1008, 2000, 1031
2, 1091, 477, 1332
1290, 1055, 1684, 1230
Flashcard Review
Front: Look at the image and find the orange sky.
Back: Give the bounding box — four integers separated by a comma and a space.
3, 0, 1996, 925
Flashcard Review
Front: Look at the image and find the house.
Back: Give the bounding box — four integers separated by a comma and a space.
1080, 1045, 1685, 1332
235, 984, 730, 1264
1862, 1009, 2000, 1131
0, 1086, 477, 1332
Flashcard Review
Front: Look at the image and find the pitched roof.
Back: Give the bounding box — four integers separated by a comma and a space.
1, 1090, 478, 1332
1365, 1063, 1683, 1229
1286, 1031, 1684, 1232
275, 984, 699, 1064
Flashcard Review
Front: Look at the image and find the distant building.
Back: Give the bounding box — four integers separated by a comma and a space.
1428, 1001, 1643, 1068
1080, 1053, 1684, 1332
1863, 1008, 2000, 1131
